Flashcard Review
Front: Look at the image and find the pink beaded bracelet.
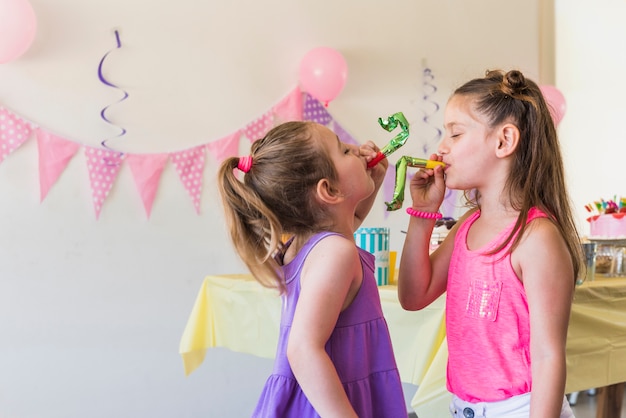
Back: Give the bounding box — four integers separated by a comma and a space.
406, 207, 443, 219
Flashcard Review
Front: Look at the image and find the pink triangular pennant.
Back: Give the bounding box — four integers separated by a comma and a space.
206, 130, 241, 164
84, 147, 126, 219
243, 111, 273, 143
0, 107, 34, 164
170, 145, 206, 214
36, 129, 81, 202
126, 153, 169, 219
273, 87, 303, 124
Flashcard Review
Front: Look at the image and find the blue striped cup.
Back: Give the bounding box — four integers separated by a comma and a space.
354, 227, 390, 286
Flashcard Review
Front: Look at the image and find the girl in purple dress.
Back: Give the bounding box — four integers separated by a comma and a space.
218, 121, 406, 418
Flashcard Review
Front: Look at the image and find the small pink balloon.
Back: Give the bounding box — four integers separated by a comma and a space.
299, 47, 348, 107
0, 0, 37, 64
540, 85, 566, 126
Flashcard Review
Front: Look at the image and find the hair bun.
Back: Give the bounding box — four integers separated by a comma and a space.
503, 70, 528, 95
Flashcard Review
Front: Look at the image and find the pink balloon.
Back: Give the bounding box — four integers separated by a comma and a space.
299, 47, 348, 107
0, 0, 37, 64
540, 85, 566, 126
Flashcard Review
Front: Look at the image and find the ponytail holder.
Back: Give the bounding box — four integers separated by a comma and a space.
237, 155, 253, 173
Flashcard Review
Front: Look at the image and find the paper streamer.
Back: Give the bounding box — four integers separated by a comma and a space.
97, 29, 129, 154
421, 66, 458, 217
420, 67, 442, 155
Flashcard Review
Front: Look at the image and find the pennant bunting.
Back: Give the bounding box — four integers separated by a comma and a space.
170, 145, 206, 214
272, 87, 303, 124
0, 107, 34, 164
36, 129, 81, 202
85, 147, 126, 219
331, 120, 359, 146
206, 130, 241, 164
0, 86, 371, 218
243, 111, 273, 143
126, 153, 169, 219
302, 93, 332, 125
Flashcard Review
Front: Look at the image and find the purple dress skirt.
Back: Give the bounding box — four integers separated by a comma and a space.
251, 232, 406, 418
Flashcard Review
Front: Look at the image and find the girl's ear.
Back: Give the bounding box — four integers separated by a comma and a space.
495, 123, 520, 158
315, 178, 343, 205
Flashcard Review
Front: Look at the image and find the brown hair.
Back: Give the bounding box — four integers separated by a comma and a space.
455, 69, 582, 282
217, 121, 338, 291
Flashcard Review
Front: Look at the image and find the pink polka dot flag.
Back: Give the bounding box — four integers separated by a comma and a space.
170, 145, 206, 214
0, 107, 33, 164
243, 110, 273, 143
84, 147, 126, 219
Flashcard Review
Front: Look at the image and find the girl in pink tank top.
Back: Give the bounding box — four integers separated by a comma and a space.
398, 70, 581, 418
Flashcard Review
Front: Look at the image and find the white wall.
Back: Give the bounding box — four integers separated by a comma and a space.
556, 0, 626, 237
0, 1, 544, 417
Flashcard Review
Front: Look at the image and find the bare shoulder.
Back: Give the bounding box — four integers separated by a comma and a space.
514, 216, 574, 288
519, 216, 565, 251
301, 234, 360, 286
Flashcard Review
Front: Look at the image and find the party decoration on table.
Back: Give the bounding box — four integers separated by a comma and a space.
539, 85, 566, 126
585, 197, 626, 239
367, 112, 410, 168
584, 197, 626, 215
0, 0, 37, 63
385, 156, 445, 211
299, 47, 348, 107
97, 29, 129, 154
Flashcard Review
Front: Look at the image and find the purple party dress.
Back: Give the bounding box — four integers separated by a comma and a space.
251, 232, 406, 418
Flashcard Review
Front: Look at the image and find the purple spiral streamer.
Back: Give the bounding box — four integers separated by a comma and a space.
98, 30, 128, 154
420, 68, 442, 155
421, 67, 457, 217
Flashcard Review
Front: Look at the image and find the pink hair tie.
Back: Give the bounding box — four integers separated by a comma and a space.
406, 207, 443, 219
237, 155, 253, 173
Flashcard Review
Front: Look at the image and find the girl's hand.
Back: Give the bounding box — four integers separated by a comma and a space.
409, 153, 446, 212
360, 141, 388, 187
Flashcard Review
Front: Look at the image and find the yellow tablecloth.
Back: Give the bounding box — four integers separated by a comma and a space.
179, 275, 626, 417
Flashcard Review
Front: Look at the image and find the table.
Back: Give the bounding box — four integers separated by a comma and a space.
179, 275, 626, 417
179, 274, 448, 416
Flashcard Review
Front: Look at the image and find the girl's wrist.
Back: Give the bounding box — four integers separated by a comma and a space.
406, 207, 443, 220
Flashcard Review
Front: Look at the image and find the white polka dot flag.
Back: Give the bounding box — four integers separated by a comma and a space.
126, 153, 169, 219
85, 147, 126, 219
0, 86, 367, 219
170, 145, 206, 214
0, 106, 33, 164
36, 129, 80, 202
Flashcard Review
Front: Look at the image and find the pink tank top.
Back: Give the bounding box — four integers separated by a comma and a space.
446, 207, 547, 402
